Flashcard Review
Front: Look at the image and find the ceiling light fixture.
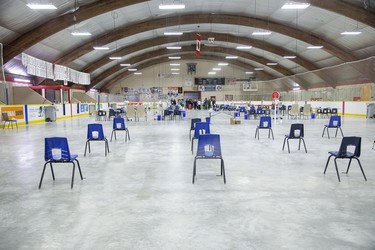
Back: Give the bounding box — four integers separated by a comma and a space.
166, 46, 182, 50
164, 32, 183, 36
341, 31, 362, 35
267, 62, 278, 66
254, 67, 264, 71
208, 72, 216, 75
14, 78, 31, 83
27, 3, 57, 9
171, 68, 180, 71
171, 72, 180, 75
134, 72, 142, 75
212, 68, 221, 71
252, 31, 272, 36
168, 56, 181, 59
283, 55, 296, 59
170, 63, 180, 66
218, 63, 229, 66
236, 46, 252, 50
307, 45, 323, 49
159, 4, 185, 10
71, 31, 92, 36
128, 69, 137, 71
109, 56, 122, 60
281, 2, 310, 9
93, 46, 110, 50
245, 72, 254, 74
225, 56, 238, 59
120, 63, 131, 66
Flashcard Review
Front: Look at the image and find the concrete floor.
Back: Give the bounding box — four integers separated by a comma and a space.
1, 110, 375, 250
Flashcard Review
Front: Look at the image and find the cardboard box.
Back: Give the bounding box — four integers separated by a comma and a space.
230, 118, 241, 125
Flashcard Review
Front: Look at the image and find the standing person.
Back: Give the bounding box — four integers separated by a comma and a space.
193, 99, 198, 110
197, 99, 201, 110
211, 97, 216, 109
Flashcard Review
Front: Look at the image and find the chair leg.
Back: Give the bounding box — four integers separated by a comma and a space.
339, 127, 344, 137
71, 162, 75, 189
254, 128, 258, 139
268, 128, 270, 138
282, 137, 287, 151
189, 130, 192, 141
39, 162, 48, 188
287, 139, 290, 153
110, 130, 115, 142
298, 138, 301, 150
327, 128, 330, 139
324, 155, 333, 174
302, 138, 307, 153
50, 162, 55, 180
192, 158, 197, 184
270, 129, 274, 140
354, 158, 367, 181
221, 159, 226, 184
373, 141, 375, 149
76, 160, 83, 180
345, 158, 353, 174
84, 141, 89, 156
335, 127, 338, 138
126, 129, 130, 141
334, 158, 341, 182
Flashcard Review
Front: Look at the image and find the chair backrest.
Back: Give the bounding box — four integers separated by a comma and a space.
190, 118, 202, 130
196, 134, 222, 157
259, 116, 272, 128
249, 109, 256, 115
87, 124, 105, 139
256, 107, 264, 114
338, 137, 361, 157
113, 117, 126, 129
288, 123, 304, 138
44, 137, 71, 161
290, 104, 299, 115
331, 108, 338, 114
328, 115, 341, 127
194, 122, 210, 138
108, 109, 116, 117
303, 104, 311, 115
2, 112, 9, 121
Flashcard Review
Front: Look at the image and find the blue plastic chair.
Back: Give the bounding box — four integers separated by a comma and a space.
189, 118, 202, 140
39, 137, 83, 189
256, 107, 264, 117
322, 115, 344, 138
282, 123, 307, 153
110, 117, 130, 142
191, 122, 210, 154
193, 134, 226, 184
84, 124, 110, 156
255, 116, 274, 140
324, 137, 367, 182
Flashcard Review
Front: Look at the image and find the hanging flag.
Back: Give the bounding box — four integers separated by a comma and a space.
196, 33, 201, 57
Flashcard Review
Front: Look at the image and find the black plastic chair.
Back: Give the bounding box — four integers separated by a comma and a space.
282, 123, 307, 153
255, 116, 274, 140
2, 112, 18, 129
84, 124, 110, 156
324, 137, 367, 182
108, 109, 116, 120
191, 122, 210, 154
192, 134, 226, 184
322, 115, 344, 138
110, 117, 130, 142
39, 137, 83, 189
96, 110, 107, 121
189, 118, 202, 140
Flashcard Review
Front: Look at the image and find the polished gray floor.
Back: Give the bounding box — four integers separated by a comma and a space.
1, 110, 375, 250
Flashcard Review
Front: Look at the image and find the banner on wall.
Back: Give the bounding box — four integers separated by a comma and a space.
28, 105, 45, 119
80, 104, 89, 112
1, 106, 24, 119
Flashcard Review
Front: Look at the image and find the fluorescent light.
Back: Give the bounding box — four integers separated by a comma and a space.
168, 56, 181, 59
171, 72, 180, 75
120, 63, 131, 66
170, 63, 180, 66
27, 3, 57, 9
166, 46, 182, 50
283, 55, 296, 59
236, 46, 252, 50
109, 56, 122, 60
164, 32, 183, 36
134, 72, 142, 75
218, 63, 229, 66
128, 69, 137, 71
293, 87, 301, 91
14, 78, 31, 83
226, 56, 238, 59
171, 68, 180, 71
281, 3, 310, 9
252, 31, 272, 36
93, 46, 109, 50
254, 68, 264, 71
208, 72, 216, 75
245, 72, 254, 74
267, 62, 278, 66
212, 68, 221, 71
71, 32, 92, 36
307, 45, 323, 49
341, 31, 362, 35
159, 4, 185, 10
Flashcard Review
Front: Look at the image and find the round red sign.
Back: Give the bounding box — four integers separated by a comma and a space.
272, 91, 280, 99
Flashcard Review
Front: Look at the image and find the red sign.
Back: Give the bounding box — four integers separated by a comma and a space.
272, 91, 280, 99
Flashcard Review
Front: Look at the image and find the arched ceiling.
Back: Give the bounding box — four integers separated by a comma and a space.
1, 0, 375, 92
